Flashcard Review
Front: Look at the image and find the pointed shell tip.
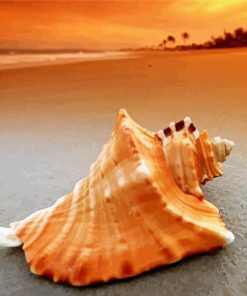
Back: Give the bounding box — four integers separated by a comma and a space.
0, 227, 23, 247
225, 231, 235, 245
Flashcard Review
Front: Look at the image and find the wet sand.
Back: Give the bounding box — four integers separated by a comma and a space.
0, 49, 246, 296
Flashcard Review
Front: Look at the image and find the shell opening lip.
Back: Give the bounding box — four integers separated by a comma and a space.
225, 231, 235, 245
0, 227, 23, 248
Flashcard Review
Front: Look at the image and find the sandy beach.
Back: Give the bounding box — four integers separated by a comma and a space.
0, 49, 246, 296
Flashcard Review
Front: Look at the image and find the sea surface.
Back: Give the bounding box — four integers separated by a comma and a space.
0, 51, 132, 69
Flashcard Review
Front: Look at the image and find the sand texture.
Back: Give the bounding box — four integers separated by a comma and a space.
0, 49, 246, 296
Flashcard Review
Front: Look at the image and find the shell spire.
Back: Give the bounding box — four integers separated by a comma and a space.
1, 109, 234, 286
212, 136, 235, 163
157, 117, 234, 198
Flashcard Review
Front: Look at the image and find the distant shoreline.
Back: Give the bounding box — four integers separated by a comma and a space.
0, 47, 246, 71
0, 51, 137, 71
0, 49, 107, 55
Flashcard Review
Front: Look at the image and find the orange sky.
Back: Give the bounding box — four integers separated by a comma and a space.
1, 0, 247, 50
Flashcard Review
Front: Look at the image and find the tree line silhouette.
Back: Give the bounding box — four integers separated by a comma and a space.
119, 27, 247, 51
159, 32, 189, 49
157, 27, 247, 50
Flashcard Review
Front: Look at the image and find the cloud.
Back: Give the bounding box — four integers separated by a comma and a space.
172, 0, 247, 14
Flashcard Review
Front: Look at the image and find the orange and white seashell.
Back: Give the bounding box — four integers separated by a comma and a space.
0, 109, 234, 286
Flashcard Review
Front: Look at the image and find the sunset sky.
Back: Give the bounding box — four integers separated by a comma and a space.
1, 0, 247, 50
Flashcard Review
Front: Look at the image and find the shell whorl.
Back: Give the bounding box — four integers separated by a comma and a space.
157, 117, 234, 198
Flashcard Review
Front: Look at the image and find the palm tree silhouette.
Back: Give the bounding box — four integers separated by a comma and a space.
163, 39, 167, 49
167, 35, 176, 47
182, 32, 190, 44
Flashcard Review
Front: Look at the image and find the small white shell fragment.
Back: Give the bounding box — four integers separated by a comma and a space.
0, 227, 23, 247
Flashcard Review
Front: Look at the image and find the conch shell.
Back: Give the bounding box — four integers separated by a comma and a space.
0, 109, 234, 286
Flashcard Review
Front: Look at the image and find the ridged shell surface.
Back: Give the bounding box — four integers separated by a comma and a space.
164, 130, 222, 197
11, 109, 232, 286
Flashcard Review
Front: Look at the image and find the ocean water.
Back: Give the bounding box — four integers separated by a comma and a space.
0, 51, 131, 69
